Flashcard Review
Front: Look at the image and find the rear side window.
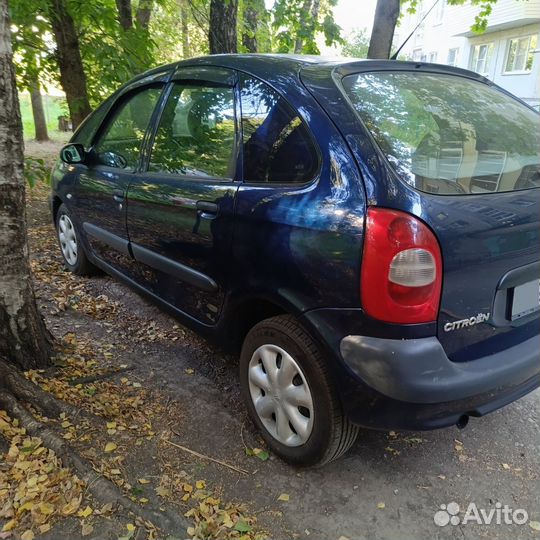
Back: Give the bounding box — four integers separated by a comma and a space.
94, 86, 162, 171
342, 72, 540, 194
240, 76, 319, 183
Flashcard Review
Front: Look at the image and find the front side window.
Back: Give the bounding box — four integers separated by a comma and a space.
505, 35, 537, 73
469, 43, 494, 75
240, 76, 319, 183
149, 83, 236, 178
342, 71, 540, 195
94, 86, 162, 171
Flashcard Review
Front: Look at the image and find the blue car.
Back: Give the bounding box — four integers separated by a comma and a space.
51, 55, 540, 466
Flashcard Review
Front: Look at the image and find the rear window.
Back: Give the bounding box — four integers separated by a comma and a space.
342, 71, 540, 195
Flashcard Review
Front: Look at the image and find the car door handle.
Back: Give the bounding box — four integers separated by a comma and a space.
196, 201, 219, 215
112, 189, 124, 203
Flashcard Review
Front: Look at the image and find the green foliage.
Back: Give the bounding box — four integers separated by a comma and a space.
272, 0, 343, 54
10, 1, 58, 90
238, 0, 272, 53
67, 0, 156, 104
24, 157, 50, 188
341, 28, 369, 58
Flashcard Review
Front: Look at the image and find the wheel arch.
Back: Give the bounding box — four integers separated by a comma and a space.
51, 195, 63, 226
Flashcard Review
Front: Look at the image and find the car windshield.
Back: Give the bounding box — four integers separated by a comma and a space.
342, 71, 540, 195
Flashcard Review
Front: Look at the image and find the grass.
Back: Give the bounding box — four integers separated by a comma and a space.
19, 93, 70, 141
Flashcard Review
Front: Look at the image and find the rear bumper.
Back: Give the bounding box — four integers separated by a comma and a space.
340, 334, 539, 404
338, 334, 540, 430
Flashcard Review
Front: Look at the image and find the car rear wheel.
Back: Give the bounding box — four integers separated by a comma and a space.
240, 315, 359, 466
55, 204, 96, 275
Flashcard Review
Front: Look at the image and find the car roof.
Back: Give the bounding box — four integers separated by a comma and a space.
132, 53, 489, 90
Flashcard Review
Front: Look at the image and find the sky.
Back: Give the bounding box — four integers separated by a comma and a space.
331, 0, 378, 35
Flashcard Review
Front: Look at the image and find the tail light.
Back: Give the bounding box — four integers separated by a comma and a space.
361, 208, 442, 324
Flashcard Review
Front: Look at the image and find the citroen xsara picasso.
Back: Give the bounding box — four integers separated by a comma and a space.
51, 55, 540, 465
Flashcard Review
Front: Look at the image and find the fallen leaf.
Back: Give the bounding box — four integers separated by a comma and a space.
195, 480, 206, 490
61, 496, 82, 516
78, 506, 93, 518
530, 521, 540, 532
155, 486, 171, 498
277, 493, 290, 502
81, 523, 93, 536
21, 531, 34, 540
233, 520, 252, 532
252, 448, 269, 461
138, 478, 150, 484
502, 463, 510, 470
185, 368, 194, 375
104, 442, 117, 453
377, 502, 386, 509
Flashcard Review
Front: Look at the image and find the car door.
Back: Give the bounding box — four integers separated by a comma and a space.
125, 67, 240, 324
73, 79, 166, 275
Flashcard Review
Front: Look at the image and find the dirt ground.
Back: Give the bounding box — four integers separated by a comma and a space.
15, 139, 540, 540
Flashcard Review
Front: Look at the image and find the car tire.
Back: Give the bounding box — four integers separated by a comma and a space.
240, 315, 359, 466
55, 204, 96, 276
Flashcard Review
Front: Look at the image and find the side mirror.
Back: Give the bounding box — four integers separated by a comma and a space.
60, 143, 86, 164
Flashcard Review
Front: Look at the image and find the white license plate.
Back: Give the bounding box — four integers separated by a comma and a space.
511, 279, 540, 320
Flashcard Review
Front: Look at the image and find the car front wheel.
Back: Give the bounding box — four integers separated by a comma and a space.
55, 204, 96, 275
240, 315, 359, 466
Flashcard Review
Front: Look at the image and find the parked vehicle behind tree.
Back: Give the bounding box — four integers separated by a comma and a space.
51, 55, 540, 465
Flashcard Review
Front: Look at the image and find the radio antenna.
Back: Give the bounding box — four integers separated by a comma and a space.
391, 0, 441, 60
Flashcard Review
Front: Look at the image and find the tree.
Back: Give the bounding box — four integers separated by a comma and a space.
272, 0, 342, 54
46, 0, 91, 128
9, 2, 53, 140
241, 0, 258, 52
367, 0, 400, 59
341, 27, 369, 58
0, 0, 52, 370
28, 74, 49, 141
209, 0, 238, 54
115, 0, 154, 30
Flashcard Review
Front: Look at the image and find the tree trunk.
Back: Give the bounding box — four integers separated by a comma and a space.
136, 0, 153, 29
241, 0, 258, 53
0, 0, 52, 370
180, 0, 190, 57
29, 76, 49, 142
367, 0, 400, 59
115, 0, 133, 30
293, 0, 312, 54
47, 0, 92, 129
209, 0, 239, 54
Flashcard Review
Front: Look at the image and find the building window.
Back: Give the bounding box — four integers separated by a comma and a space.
428, 51, 438, 63
447, 48, 459, 66
504, 35, 538, 73
413, 48, 423, 61
469, 43, 494, 75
